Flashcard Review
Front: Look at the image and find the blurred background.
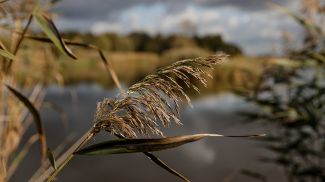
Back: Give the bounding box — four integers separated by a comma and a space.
0, 0, 324, 181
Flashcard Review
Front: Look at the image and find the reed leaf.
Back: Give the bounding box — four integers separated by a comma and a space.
0, 48, 15, 60
143, 152, 189, 182
33, 11, 77, 59
22, 35, 125, 93
75, 133, 264, 155
0, 39, 14, 59
6, 85, 47, 159
269, 2, 322, 35
114, 133, 189, 181
50, 0, 63, 5
308, 51, 325, 63
47, 148, 57, 170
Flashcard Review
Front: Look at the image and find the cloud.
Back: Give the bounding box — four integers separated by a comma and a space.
91, 22, 122, 34
52, 0, 302, 55
84, 3, 301, 55
53, 0, 292, 20
193, 0, 292, 11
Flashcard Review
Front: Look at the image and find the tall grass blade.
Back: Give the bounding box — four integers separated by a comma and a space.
114, 134, 189, 181
50, 0, 63, 5
308, 51, 325, 63
6, 15, 33, 73
6, 85, 47, 159
0, 39, 14, 59
269, 2, 322, 34
22, 35, 125, 93
33, 12, 77, 59
47, 148, 57, 170
240, 169, 267, 182
0, 49, 15, 60
144, 152, 190, 182
75, 133, 265, 155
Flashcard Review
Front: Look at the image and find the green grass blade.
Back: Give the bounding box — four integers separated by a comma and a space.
0, 49, 15, 60
33, 12, 77, 59
24, 35, 124, 93
0, 40, 15, 59
6, 85, 47, 159
75, 133, 264, 156
308, 51, 325, 63
269, 2, 322, 35
47, 148, 57, 170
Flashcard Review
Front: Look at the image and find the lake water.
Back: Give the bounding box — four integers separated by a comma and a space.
11, 84, 285, 182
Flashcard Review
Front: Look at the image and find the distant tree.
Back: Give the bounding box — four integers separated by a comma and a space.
195, 34, 242, 55
167, 35, 198, 49
129, 32, 152, 52
62, 31, 242, 55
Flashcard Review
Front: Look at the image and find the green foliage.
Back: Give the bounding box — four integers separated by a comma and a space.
47, 148, 57, 170
242, 4, 325, 182
6, 85, 48, 160
0, 49, 15, 60
61, 31, 242, 55
33, 11, 77, 59
195, 35, 242, 55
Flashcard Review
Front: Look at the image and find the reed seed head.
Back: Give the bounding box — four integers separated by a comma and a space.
93, 53, 228, 138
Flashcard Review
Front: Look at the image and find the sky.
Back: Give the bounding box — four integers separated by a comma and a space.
52, 0, 303, 55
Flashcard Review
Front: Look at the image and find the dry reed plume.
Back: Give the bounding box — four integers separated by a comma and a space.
93, 53, 228, 138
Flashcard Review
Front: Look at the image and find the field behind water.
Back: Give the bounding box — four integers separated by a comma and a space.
12, 43, 267, 94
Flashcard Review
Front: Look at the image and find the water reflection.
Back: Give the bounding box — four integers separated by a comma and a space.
12, 84, 285, 182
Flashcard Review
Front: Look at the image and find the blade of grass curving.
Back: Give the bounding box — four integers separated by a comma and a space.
308, 51, 325, 63
0, 39, 14, 59
50, 0, 63, 5
98, 49, 125, 95
23, 34, 125, 94
6, 85, 47, 160
269, 2, 322, 35
47, 148, 57, 170
6, 14, 33, 73
240, 169, 267, 182
12, 15, 33, 55
144, 152, 190, 182
44, 130, 95, 182
114, 134, 189, 182
33, 12, 77, 59
30, 129, 94, 182
0, 49, 15, 60
75, 133, 265, 155
0, 39, 6, 49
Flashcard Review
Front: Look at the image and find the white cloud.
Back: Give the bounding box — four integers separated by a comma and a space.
56, 2, 303, 55
91, 22, 122, 34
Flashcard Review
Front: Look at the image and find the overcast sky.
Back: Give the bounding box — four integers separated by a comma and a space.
52, 0, 303, 55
